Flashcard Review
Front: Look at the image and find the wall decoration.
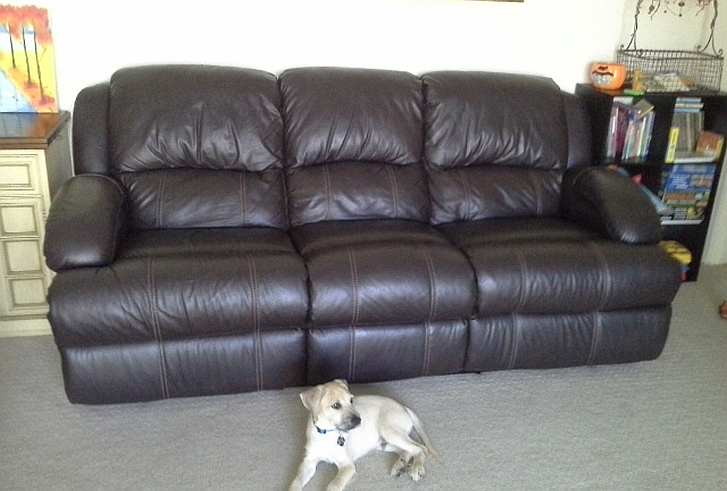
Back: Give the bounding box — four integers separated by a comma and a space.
0, 5, 58, 113
644, 0, 715, 18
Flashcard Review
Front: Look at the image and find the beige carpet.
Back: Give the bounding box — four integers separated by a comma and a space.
1, 266, 726, 490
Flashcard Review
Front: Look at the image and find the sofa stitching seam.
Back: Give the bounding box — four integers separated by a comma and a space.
589, 241, 612, 310
515, 250, 528, 311
422, 321, 431, 376
157, 172, 167, 229
587, 311, 601, 366
348, 248, 359, 381
423, 250, 437, 321
323, 164, 332, 221
248, 255, 262, 391
509, 313, 520, 370
239, 171, 247, 226
147, 257, 169, 399
386, 165, 400, 219
458, 168, 472, 220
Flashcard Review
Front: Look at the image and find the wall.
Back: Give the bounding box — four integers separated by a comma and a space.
702, 7, 727, 264
28, 0, 628, 109
620, 0, 711, 51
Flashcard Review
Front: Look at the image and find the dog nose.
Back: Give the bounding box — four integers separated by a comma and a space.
351, 415, 361, 427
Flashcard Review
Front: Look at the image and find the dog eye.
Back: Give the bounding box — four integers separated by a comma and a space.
350, 398, 354, 404
332, 402, 342, 410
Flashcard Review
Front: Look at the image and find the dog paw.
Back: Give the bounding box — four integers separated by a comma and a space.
326, 484, 344, 491
408, 461, 426, 482
390, 457, 410, 477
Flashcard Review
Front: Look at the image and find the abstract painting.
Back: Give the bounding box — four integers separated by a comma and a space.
0, 5, 58, 112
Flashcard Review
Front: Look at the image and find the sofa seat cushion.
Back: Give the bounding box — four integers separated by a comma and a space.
438, 219, 682, 316
118, 227, 295, 258
438, 217, 597, 249
49, 228, 308, 347
290, 220, 476, 327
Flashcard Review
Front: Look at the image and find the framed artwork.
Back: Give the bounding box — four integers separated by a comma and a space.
0, 5, 58, 113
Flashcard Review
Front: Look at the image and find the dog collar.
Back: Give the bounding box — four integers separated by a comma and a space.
314, 424, 346, 446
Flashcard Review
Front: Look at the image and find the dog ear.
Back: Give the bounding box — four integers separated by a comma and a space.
332, 379, 349, 390
300, 386, 322, 410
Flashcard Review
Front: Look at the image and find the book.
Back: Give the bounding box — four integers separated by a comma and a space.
659, 164, 716, 224
665, 127, 680, 163
607, 97, 654, 162
696, 131, 724, 158
670, 131, 724, 163
666, 98, 704, 161
605, 98, 633, 160
672, 152, 719, 163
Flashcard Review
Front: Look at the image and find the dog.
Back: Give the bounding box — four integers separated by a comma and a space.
289, 379, 436, 491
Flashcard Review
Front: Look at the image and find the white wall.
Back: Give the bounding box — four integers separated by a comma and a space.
702, 8, 727, 264
620, 0, 711, 51
24, 0, 628, 109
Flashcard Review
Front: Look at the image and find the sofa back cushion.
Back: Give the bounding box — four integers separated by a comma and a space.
107, 65, 287, 229
423, 71, 576, 224
280, 67, 428, 226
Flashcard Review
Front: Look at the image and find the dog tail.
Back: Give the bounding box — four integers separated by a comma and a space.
405, 406, 440, 460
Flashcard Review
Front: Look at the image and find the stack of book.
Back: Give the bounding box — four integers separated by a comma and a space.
659, 163, 717, 225
665, 97, 708, 163
605, 97, 655, 162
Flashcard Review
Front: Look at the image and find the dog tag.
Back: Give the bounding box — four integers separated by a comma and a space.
337, 436, 345, 446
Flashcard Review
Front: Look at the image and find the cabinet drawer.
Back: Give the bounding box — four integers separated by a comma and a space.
0, 198, 44, 238
0, 275, 48, 317
0, 152, 44, 195
2, 239, 44, 274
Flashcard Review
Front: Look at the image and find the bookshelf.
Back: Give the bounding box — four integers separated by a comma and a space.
575, 84, 727, 281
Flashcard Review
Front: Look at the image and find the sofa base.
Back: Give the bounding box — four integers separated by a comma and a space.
59, 329, 306, 404
464, 306, 671, 372
306, 321, 468, 385
57, 307, 670, 404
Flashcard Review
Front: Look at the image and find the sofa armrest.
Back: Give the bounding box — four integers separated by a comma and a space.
562, 167, 662, 245
44, 174, 127, 271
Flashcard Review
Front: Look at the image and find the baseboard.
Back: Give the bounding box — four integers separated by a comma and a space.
0, 318, 52, 337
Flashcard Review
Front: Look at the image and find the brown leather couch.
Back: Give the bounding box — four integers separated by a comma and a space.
44, 66, 682, 404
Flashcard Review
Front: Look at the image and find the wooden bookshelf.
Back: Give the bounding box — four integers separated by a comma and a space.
576, 84, 727, 281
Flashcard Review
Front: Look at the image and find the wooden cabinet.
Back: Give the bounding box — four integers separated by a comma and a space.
0, 112, 71, 336
576, 84, 727, 281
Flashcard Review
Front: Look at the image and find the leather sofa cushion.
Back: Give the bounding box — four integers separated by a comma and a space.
440, 219, 681, 315
117, 169, 287, 229
428, 165, 562, 224
438, 217, 597, 249
423, 71, 572, 225
280, 68, 427, 225
423, 71, 568, 170
107, 66, 288, 230
290, 220, 476, 327
49, 228, 308, 347
109, 65, 283, 173
280, 67, 422, 167
286, 161, 429, 226
118, 227, 295, 258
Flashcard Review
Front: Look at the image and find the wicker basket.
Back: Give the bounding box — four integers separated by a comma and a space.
617, 48, 723, 92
